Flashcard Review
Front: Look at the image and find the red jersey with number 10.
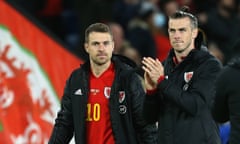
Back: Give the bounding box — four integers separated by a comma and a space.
86, 63, 115, 144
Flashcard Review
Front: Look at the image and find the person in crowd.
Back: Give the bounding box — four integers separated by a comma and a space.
48, 22, 157, 144
200, 0, 240, 64
108, 22, 142, 66
212, 39, 240, 144
208, 42, 225, 64
141, 6, 222, 144
112, 0, 141, 34
108, 22, 126, 55
126, 1, 157, 59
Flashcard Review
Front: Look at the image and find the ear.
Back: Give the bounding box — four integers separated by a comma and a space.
192, 28, 198, 39
112, 41, 115, 51
84, 43, 89, 53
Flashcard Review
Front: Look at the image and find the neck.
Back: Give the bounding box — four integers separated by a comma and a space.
175, 52, 187, 63
174, 47, 194, 63
90, 61, 111, 77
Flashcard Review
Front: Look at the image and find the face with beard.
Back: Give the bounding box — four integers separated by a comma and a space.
168, 17, 198, 55
85, 32, 114, 66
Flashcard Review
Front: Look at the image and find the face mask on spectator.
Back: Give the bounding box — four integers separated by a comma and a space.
153, 12, 166, 28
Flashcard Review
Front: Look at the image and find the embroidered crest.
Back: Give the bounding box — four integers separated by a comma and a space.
119, 91, 125, 103
104, 87, 111, 99
184, 71, 193, 83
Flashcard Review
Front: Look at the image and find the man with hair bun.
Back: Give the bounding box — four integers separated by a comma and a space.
142, 6, 222, 144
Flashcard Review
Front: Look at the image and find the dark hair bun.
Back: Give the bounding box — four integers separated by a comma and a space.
180, 6, 190, 13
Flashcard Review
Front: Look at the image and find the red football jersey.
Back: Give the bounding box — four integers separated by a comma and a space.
86, 63, 115, 144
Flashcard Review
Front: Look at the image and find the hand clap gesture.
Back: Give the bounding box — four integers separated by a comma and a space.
142, 57, 164, 90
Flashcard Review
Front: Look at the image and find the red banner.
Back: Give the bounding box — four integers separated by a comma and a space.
0, 1, 82, 143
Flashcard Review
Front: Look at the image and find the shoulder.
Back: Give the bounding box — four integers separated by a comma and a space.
218, 63, 240, 82
68, 62, 90, 79
201, 56, 222, 74
112, 54, 137, 68
195, 49, 222, 68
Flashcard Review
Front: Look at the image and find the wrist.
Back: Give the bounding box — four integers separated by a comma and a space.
157, 75, 165, 84
146, 75, 165, 95
146, 89, 157, 95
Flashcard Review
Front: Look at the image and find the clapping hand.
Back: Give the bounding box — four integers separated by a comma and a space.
142, 57, 164, 90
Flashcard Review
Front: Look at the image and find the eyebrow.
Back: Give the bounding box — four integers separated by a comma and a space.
169, 27, 187, 31
90, 40, 111, 45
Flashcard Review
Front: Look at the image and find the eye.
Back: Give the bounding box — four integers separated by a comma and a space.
103, 41, 111, 46
179, 28, 186, 32
92, 42, 99, 46
168, 29, 176, 34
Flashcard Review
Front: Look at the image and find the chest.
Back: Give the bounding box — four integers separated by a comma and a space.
164, 62, 198, 90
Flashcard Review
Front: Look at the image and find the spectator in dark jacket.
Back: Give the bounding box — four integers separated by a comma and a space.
126, 1, 157, 59
200, 0, 240, 64
212, 39, 240, 144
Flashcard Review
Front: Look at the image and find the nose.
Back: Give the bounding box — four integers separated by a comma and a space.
173, 31, 181, 39
98, 43, 105, 51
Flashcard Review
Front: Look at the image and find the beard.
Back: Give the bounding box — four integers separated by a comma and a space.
91, 53, 111, 66
174, 41, 192, 54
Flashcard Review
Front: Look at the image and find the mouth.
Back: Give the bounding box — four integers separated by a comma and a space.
97, 53, 107, 57
173, 41, 182, 44
97, 55, 108, 60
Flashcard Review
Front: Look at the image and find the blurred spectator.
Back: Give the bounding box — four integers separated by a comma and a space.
120, 42, 142, 66
142, 0, 172, 61
126, 1, 157, 59
10, 0, 240, 66
158, 0, 179, 33
212, 39, 240, 144
208, 41, 225, 64
108, 22, 126, 54
159, 0, 179, 17
147, 8, 171, 62
108, 22, 141, 66
200, 0, 240, 64
176, 0, 196, 12
112, 0, 141, 34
